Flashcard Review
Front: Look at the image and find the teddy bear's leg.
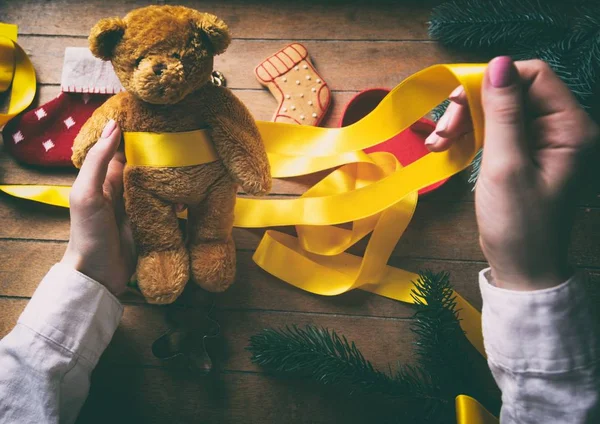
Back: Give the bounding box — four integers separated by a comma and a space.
126, 184, 189, 304
188, 179, 237, 292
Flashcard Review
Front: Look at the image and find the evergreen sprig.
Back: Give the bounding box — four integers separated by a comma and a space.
410, 271, 490, 406
429, 0, 569, 52
248, 271, 499, 422
428, 0, 600, 184
248, 325, 441, 404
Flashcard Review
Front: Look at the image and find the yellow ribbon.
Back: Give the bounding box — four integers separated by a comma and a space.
0, 23, 36, 126
236, 64, 486, 358
124, 130, 218, 167
0, 30, 497, 421
456, 395, 498, 424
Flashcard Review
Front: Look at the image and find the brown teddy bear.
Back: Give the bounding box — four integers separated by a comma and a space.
72, 5, 271, 304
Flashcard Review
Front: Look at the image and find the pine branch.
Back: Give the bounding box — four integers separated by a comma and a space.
410, 272, 471, 394
430, 99, 450, 122
429, 0, 569, 52
410, 271, 501, 415
247, 272, 500, 420
430, 1, 600, 184
248, 325, 443, 405
467, 149, 483, 188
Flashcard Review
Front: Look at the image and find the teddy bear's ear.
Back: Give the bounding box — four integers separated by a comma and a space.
89, 17, 126, 61
193, 13, 231, 56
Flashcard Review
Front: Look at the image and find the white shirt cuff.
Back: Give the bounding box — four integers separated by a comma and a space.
479, 267, 598, 374
18, 263, 123, 369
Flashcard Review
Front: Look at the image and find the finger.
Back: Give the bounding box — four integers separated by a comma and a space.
480, 56, 529, 169
426, 101, 472, 151
435, 101, 472, 138
514, 59, 581, 118
424, 133, 454, 152
104, 156, 126, 210
449, 85, 468, 105
74, 120, 121, 195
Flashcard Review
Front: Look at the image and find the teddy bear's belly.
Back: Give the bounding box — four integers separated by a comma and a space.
124, 160, 231, 205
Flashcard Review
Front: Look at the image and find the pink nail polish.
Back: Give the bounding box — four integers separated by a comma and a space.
489, 56, 516, 88
449, 85, 464, 101
425, 133, 439, 146
101, 119, 117, 138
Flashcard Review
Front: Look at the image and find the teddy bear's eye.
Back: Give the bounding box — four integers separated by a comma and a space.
171, 53, 181, 60
135, 56, 144, 67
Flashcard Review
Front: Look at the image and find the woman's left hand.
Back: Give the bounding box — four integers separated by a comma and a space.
61, 120, 136, 296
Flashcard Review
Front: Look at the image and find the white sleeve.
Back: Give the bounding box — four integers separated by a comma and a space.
0, 263, 123, 424
480, 268, 600, 424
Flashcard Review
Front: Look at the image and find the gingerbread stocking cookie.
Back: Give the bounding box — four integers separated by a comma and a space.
255, 43, 331, 126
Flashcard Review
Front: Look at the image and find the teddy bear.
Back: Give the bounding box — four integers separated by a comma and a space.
71, 5, 271, 304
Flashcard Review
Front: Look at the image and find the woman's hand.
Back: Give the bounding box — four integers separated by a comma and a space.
61, 120, 136, 296
426, 57, 598, 290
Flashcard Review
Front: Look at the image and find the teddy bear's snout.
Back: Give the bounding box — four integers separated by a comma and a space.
153, 62, 167, 76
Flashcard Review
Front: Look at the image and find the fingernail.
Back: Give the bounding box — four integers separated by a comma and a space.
101, 119, 117, 138
449, 85, 464, 101
425, 132, 440, 146
489, 56, 516, 88
435, 112, 450, 133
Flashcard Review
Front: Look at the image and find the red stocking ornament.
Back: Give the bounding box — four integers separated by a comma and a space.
2, 47, 123, 167
3, 93, 110, 167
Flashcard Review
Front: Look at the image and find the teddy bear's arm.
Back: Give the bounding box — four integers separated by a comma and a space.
207, 89, 272, 196
71, 97, 122, 169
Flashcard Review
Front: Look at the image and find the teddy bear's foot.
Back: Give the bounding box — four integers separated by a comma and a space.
190, 237, 236, 292
137, 248, 190, 304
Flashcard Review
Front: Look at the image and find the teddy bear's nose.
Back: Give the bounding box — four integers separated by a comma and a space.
153, 63, 167, 76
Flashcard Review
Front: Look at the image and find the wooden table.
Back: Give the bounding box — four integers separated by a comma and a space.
1, 1, 598, 423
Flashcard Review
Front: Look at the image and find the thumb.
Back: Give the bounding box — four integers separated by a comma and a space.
481, 57, 529, 173
75, 120, 121, 194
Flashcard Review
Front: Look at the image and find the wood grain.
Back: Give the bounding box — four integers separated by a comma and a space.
0, 1, 597, 421
1, 194, 598, 266
3, 0, 440, 41
0, 298, 416, 370
18, 36, 470, 91
76, 367, 405, 424
0, 238, 490, 313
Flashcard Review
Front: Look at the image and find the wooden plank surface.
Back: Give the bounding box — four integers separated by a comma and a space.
77, 367, 401, 424
18, 35, 465, 91
6, 0, 440, 40
0, 0, 598, 422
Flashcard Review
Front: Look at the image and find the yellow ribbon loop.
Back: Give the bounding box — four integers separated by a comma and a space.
237, 64, 487, 357
0, 23, 36, 126
456, 395, 498, 424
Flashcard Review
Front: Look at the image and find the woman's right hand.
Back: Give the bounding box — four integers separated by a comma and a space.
426, 57, 598, 291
